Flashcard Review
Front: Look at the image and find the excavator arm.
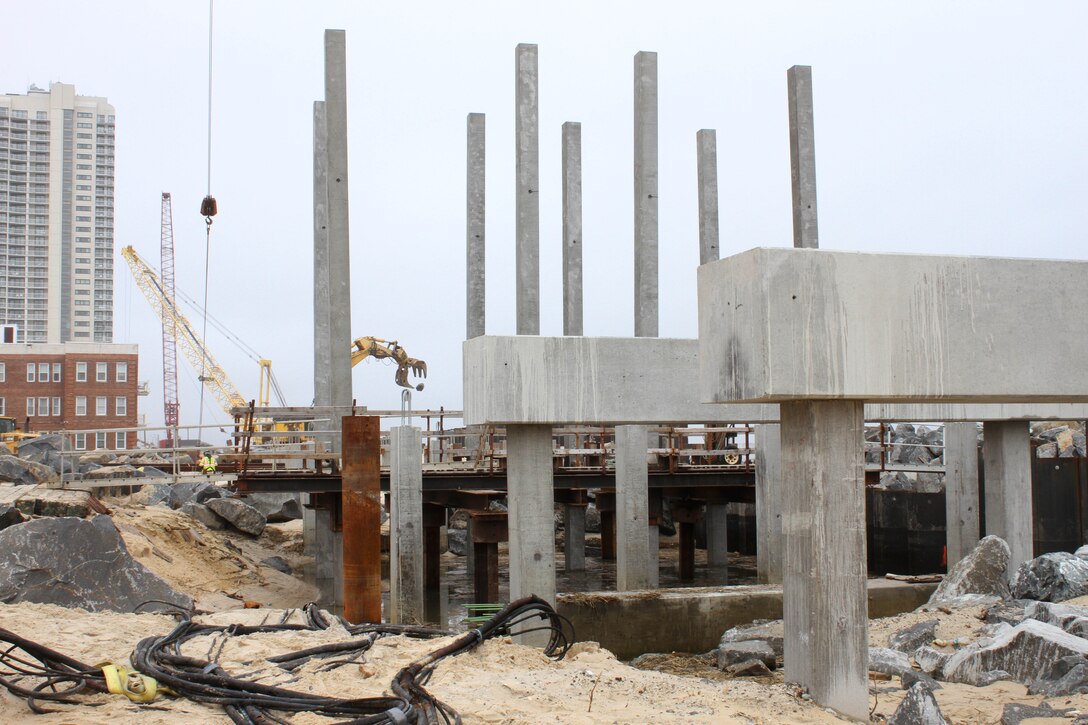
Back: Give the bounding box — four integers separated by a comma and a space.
350, 337, 427, 391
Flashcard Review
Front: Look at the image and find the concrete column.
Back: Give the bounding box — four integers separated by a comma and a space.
309, 100, 329, 559
466, 113, 486, 340
515, 43, 540, 335
506, 424, 555, 644
563, 504, 586, 572
706, 503, 729, 573
945, 422, 981, 567
616, 425, 651, 590
314, 507, 342, 607
647, 518, 660, 587
562, 121, 583, 336
390, 426, 424, 624
324, 30, 353, 445
781, 400, 868, 721
787, 65, 819, 250
696, 129, 719, 265
983, 421, 1033, 575
755, 423, 783, 584
634, 51, 658, 337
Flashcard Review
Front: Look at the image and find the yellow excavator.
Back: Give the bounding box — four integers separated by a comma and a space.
350, 337, 427, 391
0, 417, 39, 454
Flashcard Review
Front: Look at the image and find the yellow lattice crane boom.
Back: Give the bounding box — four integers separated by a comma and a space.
121, 246, 248, 417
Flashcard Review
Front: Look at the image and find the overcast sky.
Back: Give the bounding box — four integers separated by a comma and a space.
5, 1, 1087, 439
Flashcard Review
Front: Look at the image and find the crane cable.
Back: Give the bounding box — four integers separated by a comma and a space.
197, 0, 218, 432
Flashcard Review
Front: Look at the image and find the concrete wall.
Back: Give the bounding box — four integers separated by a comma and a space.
463, 336, 1088, 425
699, 247, 1088, 403
556, 580, 935, 661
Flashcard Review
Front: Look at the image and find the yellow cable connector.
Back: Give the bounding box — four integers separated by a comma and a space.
99, 663, 174, 702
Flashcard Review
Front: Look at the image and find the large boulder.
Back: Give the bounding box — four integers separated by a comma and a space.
1025, 601, 1088, 638
85, 464, 142, 480
889, 619, 939, 654
717, 640, 775, 671
180, 501, 228, 530
0, 505, 24, 531
928, 535, 1011, 605
16, 434, 72, 474
206, 497, 266, 536
0, 455, 58, 485
942, 619, 1088, 687
131, 483, 179, 508
0, 516, 192, 613
718, 621, 784, 659
447, 528, 469, 556
1012, 552, 1088, 602
886, 682, 948, 725
171, 481, 225, 508
869, 647, 913, 677
244, 493, 302, 522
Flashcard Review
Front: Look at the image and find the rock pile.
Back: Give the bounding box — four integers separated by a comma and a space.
1033, 421, 1087, 458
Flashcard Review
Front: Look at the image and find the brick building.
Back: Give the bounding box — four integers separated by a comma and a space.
0, 342, 138, 450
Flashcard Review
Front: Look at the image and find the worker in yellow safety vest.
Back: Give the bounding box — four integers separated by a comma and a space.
199, 451, 218, 475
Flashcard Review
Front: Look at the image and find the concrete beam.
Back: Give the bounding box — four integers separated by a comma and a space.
696, 129, 719, 265
944, 422, 981, 566
506, 424, 555, 644
699, 248, 1088, 403
466, 113, 486, 340
616, 425, 651, 590
787, 66, 818, 249
562, 121, 583, 336
755, 423, 783, 584
634, 51, 658, 337
983, 421, 1034, 575
515, 43, 540, 335
390, 426, 424, 624
464, 336, 1088, 425
781, 400, 868, 721
324, 30, 353, 427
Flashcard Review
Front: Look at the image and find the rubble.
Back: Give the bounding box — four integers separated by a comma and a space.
726, 659, 772, 677
207, 497, 267, 536
1000, 702, 1073, 724
888, 619, 938, 653
927, 535, 1011, 605
130, 482, 179, 508
886, 682, 948, 725
15, 434, 72, 474
941, 618, 1088, 686
717, 640, 775, 670
868, 647, 913, 677
900, 669, 941, 691
245, 492, 303, 522
180, 501, 228, 530
0, 516, 192, 613
1011, 551, 1088, 602
171, 481, 225, 508
912, 645, 949, 676
0, 505, 24, 531
718, 620, 784, 658
1025, 600, 1088, 637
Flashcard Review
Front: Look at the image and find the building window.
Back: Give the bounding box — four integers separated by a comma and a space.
76, 362, 87, 382
116, 362, 128, 383
38, 362, 49, 382
114, 431, 126, 450
27, 364, 35, 383
50, 397, 60, 416
96, 432, 106, 450
74, 433, 86, 451
52, 362, 61, 382
75, 396, 87, 416
95, 397, 106, 416
0, 363, 5, 383
0, 398, 5, 416
115, 396, 127, 416
26, 398, 34, 417
96, 362, 107, 382
38, 397, 48, 416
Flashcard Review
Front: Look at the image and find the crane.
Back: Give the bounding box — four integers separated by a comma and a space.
121, 245, 248, 417
159, 193, 181, 439
351, 337, 427, 391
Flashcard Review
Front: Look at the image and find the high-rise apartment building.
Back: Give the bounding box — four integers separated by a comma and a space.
0, 83, 115, 344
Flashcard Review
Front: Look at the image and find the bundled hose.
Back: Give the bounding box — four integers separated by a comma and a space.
0, 597, 574, 725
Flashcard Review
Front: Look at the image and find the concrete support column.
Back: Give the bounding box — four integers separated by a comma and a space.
945, 422, 981, 567
506, 424, 555, 644
310, 99, 330, 557
390, 426, 424, 624
634, 51, 658, 337
562, 121, 582, 336
563, 504, 586, 572
696, 129, 719, 265
466, 113, 486, 340
755, 423, 783, 584
313, 506, 341, 606
324, 31, 353, 444
706, 503, 729, 573
515, 43, 540, 335
781, 400, 868, 721
787, 65, 819, 249
983, 421, 1033, 575
616, 425, 651, 590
